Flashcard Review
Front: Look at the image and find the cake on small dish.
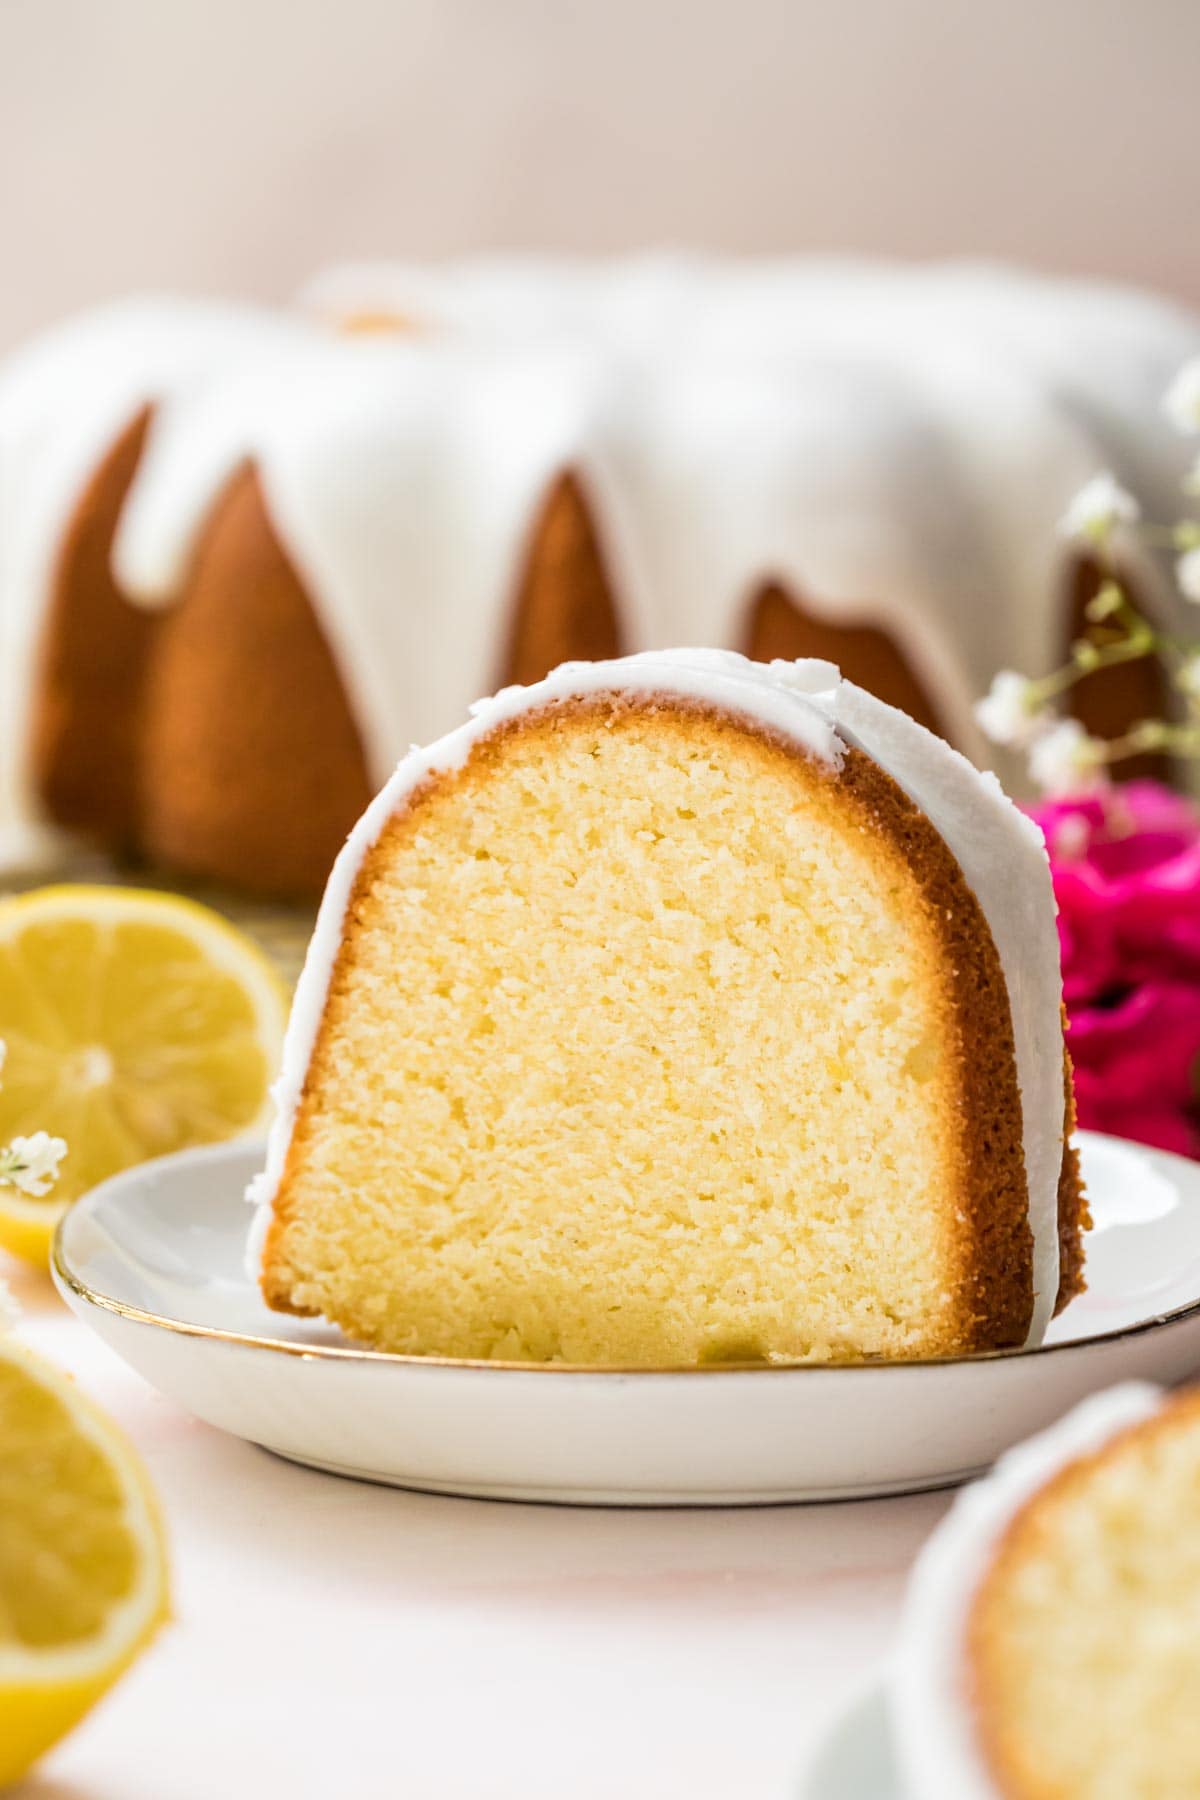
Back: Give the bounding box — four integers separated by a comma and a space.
248, 651, 1086, 1365
893, 1381, 1200, 1798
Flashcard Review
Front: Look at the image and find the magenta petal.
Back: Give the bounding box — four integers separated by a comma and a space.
1075, 1093, 1199, 1158
1024, 793, 1109, 856
1032, 781, 1200, 1161
1052, 863, 1122, 1003
1069, 982, 1200, 1104
1113, 780, 1200, 839
1109, 845, 1200, 982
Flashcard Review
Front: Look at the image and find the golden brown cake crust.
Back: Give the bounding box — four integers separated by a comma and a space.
745, 583, 949, 742
1055, 1031, 1089, 1313
968, 1388, 1200, 1799
30, 408, 158, 846
137, 465, 375, 898
261, 691, 1065, 1357
833, 735, 1037, 1351
499, 472, 624, 687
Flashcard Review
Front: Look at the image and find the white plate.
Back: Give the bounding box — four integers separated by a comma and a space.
796, 1680, 900, 1800
52, 1131, 1200, 1505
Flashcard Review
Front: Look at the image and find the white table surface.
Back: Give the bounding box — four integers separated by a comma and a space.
7, 1261, 947, 1800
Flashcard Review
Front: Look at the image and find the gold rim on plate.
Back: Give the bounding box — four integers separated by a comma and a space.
49, 1139, 1200, 1378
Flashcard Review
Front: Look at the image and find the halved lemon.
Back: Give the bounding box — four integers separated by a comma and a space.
0, 886, 288, 1263
0, 1333, 169, 1782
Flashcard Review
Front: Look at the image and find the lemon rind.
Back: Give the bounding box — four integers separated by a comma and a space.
0, 1337, 169, 1687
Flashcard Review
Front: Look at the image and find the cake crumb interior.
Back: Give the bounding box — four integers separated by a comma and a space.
264, 701, 981, 1364
971, 1394, 1200, 1799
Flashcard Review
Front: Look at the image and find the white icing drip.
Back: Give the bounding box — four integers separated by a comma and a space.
890, 1382, 1165, 1799
3, 259, 1199, 842
246, 650, 1065, 1352
302, 257, 1199, 763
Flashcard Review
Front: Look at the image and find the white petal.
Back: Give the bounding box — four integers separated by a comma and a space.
1, 1132, 69, 1197
974, 671, 1048, 750
1164, 359, 1200, 435
1028, 719, 1108, 797
1178, 547, 1200, 605
1058, 472, 1141, 543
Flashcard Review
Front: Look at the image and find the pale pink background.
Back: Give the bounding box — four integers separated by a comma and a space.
1, 0, 1198, 351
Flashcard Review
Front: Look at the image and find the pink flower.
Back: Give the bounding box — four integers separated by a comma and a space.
1026, 781, 1200, 1158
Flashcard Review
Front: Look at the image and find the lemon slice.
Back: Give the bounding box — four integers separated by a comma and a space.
0, 886, 288, 1263
0, 1334, 169, 1782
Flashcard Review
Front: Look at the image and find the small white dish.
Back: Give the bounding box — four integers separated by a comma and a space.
796, 1680, 900, 1800
53, 1131, 1200, 1505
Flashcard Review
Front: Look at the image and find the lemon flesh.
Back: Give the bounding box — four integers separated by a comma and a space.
0, 886, 288, 1263
0, 1337, 168, 1783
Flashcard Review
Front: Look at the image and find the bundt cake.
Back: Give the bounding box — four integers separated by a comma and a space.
894, 1382, 1200, 1798
248, 651, 1086, 1365
2, 258, 1197, 898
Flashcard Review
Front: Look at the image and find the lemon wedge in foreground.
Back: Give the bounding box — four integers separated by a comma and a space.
0, 886, 288, 1263
0, 1334, 169, 1782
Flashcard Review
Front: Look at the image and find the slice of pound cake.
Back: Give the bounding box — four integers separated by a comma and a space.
893, 1383, 1200, 1798
248, 651, 1086, 1364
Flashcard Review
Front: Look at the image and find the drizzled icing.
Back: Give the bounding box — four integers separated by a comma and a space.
246, 650, 1065, 1348
0, 297, 304, 861
2, 257, 1199, 861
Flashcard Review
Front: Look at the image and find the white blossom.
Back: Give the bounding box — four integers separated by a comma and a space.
0, 1277, 17, 1330
1028, 719, 1110, 797
1058, 472, 1141, 545
974, 670, 1051, 750
1177, 546, 1200, 605
0, 1132, 68, 1198
1048, 813, 1091, 862
1164, 359, 1200, 435
0, 1038, 68, 1202
1177, 651, 1200, 698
